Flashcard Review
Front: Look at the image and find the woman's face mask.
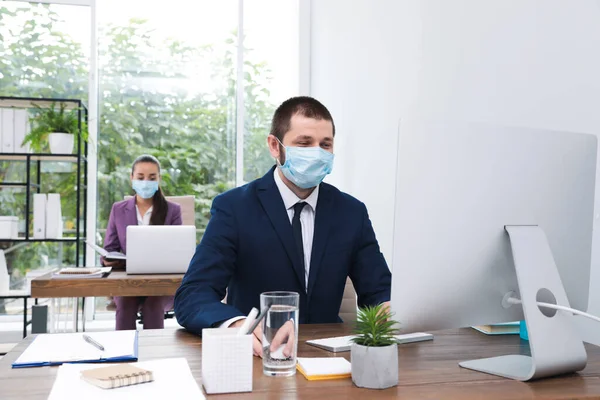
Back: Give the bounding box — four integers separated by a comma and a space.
132, 179, 159, 199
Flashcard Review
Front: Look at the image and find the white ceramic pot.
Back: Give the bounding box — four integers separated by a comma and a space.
351, 342, 398, 389
48, 132, 74, 154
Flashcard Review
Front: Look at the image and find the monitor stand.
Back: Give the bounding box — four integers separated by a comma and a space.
459, 225, 587, 381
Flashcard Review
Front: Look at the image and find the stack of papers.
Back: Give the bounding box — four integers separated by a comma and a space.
296, 357, 351, 381
48, 358, 205, 400
52, 267, 111, 279
12, 331, 137, 368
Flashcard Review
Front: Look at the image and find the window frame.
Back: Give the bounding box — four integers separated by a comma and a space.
7, 0, 310, 323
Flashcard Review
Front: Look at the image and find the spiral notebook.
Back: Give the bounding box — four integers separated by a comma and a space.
82, 364, 153, 389
52, 267, 112, 279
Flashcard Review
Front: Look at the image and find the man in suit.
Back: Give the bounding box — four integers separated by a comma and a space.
175, 96, 391, 356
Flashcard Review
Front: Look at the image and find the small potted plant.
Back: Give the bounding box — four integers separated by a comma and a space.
350, 304, 400, 389
22, 102, 87, 154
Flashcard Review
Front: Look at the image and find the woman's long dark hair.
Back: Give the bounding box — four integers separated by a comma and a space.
131, 154, 168, 226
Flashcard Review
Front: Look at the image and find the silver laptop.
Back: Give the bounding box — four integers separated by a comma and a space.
126, 225, 196, 274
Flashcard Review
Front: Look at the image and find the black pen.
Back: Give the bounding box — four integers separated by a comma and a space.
83, 334, 105, 351
245, 305, 271, 335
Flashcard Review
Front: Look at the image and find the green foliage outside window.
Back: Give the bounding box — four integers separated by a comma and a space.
0, 3, 276, 282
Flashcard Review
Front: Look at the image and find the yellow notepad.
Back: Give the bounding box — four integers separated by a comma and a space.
296, 357, 351, 381
81, 364, 153, 389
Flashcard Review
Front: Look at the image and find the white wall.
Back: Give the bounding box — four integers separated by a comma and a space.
311, 0, 600, 319
312, 0, 418, 262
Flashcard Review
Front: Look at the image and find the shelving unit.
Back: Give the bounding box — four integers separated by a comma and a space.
0, 97, 88, 337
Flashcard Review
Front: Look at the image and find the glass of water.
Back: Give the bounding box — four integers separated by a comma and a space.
260, 291, 300, 377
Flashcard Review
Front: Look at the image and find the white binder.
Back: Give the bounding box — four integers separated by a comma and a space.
46, 194, 63, 239
1, 108, 14, 153
33, 194, 47, 239
13, 109, 29, 153
0, 250, 8, 294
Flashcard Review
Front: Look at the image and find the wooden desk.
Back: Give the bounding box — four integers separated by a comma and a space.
1, 324, 600, 399
30, 270, 183, 298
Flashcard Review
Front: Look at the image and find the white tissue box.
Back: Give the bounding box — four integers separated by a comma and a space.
0, 216, 18, 239
201, 328, 253, 394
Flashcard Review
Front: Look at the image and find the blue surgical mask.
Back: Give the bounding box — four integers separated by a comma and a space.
277, 139, 334, 189
132, 180, 159, 199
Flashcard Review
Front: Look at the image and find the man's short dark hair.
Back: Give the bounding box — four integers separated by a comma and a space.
270, 96, 336, 142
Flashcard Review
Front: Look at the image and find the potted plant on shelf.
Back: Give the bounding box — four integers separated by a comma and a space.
350, 304, 400, 389
22, 102, 87, 154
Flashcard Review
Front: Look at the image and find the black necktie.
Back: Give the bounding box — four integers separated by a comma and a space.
292, 202, 307, 291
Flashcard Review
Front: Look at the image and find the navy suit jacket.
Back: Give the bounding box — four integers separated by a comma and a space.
174, 167, 391, 333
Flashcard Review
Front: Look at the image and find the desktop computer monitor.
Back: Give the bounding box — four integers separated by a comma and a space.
390, 119, 597, 381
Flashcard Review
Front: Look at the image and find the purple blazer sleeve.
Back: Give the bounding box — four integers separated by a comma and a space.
103, 203, 121, 252
101, 203, 121, 265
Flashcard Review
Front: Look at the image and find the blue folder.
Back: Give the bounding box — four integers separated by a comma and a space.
11, 331, 138, 369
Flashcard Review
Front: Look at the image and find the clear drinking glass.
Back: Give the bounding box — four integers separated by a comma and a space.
260, 291, 300, 377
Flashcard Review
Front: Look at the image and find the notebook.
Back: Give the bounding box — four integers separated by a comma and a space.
471, 322, 520, 335
48, 358, 205, 400
52, 267, 112, 279
296, 357, 351, 381
12, 331, 138, 368
81, 364, 153, 389
306, 332, 433, 352
87, 241, 126, 260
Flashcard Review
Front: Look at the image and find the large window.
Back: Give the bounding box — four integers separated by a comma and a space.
243, 0, 300, 181
96, 0, 300, 236
0, 0, 301, 325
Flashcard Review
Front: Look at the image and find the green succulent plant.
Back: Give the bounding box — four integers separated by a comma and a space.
22, 102, 87, 153
351, 304, 400, 347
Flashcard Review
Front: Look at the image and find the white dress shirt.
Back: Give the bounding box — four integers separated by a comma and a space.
273, 167, 319, 288
135, 205, 153, 226
220, 168, 319, 328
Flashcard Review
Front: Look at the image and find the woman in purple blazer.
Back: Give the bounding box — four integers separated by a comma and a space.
102, 154, 182, 330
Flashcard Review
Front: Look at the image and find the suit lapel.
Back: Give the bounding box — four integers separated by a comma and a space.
256, 168, 305, 289
307, 184, 334, 297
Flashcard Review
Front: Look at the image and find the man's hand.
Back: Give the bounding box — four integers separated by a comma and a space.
231, 318, 264, 357
268, 319, 296, 359
103, 259, 125, 268
382, 301, 391, 314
